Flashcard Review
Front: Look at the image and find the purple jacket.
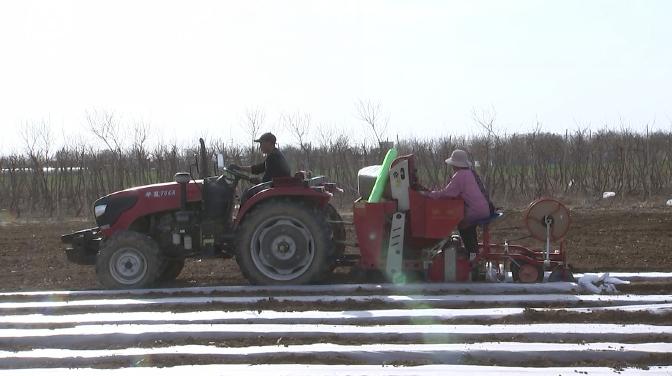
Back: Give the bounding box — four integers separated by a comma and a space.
425, 169, 491, 226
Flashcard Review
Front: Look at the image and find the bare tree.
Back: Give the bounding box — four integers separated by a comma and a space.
472, 106, 497, 139
316, 123, 336, 148
131, 121, 152, 184
356, 99, 389, 145
20, 120, 51, 161
281, 112, 312, 170
240, 108, 265, 154
132, 121, 150, 152
471, 106, 498, 191
19, 121, 53, 215
87, 110, 123, 154
86, 110, 125, 190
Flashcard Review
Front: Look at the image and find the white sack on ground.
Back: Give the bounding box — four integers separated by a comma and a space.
578, 273, 630, 294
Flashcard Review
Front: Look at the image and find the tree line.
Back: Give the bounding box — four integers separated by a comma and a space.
1, 122, 670, 218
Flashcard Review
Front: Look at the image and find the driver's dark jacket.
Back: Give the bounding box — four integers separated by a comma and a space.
250, 148, 291, 182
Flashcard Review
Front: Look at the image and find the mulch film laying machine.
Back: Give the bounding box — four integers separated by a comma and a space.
351, 150, 574, 283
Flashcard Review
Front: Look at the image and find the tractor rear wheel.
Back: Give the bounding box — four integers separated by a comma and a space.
95, 231, 163, 289
511, 261, 544, 283
235, 200, 334, 285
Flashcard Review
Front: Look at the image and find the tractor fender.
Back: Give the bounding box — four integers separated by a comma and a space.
235, 187, 331, 226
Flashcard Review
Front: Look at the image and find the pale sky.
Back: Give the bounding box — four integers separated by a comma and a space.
1, 0, 671, 153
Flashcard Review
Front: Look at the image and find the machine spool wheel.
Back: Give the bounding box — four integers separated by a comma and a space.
511, 261, 544, 283
235, 200, 334, 285
325, 203, 346, 271
158, 258, 185, 282
524, 198, 570, 242
96, 231, 163, 289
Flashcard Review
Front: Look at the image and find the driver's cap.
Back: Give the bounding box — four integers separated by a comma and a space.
254, 132, 276, 144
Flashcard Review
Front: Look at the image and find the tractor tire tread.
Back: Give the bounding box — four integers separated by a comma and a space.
235, 198, 334, 285
95, 230, 163, 289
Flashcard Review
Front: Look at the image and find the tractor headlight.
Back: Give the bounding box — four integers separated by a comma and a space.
94, 204, 107, 218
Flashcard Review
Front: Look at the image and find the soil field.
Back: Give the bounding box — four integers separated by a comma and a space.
1, 206, 672, 373
0, 207, 670, 291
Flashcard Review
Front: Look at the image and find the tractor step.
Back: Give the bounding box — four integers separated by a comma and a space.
335, 240, 358, 248
335, 254, 359, 267
328, 220, 353, 226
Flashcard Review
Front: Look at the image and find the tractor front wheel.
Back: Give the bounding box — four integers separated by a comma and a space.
95, 231, 163, 289
235, 200, 334, 285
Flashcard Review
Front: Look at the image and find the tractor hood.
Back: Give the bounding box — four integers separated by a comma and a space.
125, 181, 201, 198
93, 180, 204, 227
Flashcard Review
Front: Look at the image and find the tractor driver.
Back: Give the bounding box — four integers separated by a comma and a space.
228, 132, 291, 184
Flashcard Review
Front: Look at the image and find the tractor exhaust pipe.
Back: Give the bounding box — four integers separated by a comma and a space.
173, 172, 193, 250
174, 172, 191, 210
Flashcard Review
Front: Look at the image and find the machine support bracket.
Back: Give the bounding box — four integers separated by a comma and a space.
443, 241, 457, 282
386, 212, 406, 281
544, 216, 552, 268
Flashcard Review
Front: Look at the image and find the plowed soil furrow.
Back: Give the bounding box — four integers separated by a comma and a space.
2, 343, 672, 369
1, 210, 671, 371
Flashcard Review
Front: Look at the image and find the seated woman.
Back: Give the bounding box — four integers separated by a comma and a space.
422, 149, 493, 257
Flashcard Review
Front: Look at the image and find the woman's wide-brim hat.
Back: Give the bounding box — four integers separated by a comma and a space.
445, 149, 472, 168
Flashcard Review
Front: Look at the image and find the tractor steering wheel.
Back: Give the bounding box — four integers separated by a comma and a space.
216, 167, 252, 184
224, 167, 251, 180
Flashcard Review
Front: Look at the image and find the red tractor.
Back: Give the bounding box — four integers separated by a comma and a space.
62, 139, 346, 288
62, 141, 573, 289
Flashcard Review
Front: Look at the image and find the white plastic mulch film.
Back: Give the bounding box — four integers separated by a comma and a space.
1, 272, 671, 373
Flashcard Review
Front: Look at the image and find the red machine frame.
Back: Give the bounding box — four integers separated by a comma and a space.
352, 154, 571, 283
